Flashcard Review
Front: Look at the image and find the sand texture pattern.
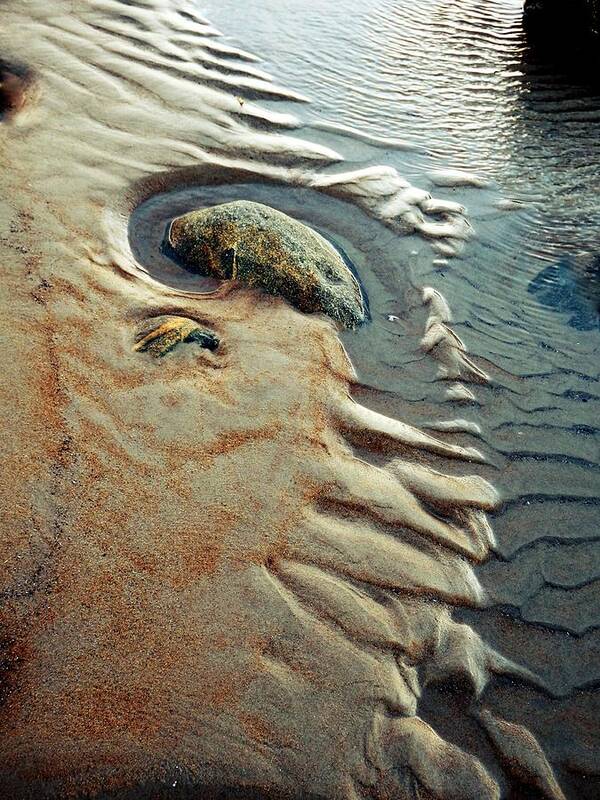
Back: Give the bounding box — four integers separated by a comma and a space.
0, 1, 566, 799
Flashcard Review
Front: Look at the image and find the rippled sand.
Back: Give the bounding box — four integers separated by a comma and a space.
0, 1, 596, 799
205, 1, 600, 794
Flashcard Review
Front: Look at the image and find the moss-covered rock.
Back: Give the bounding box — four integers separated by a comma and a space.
167, 200, 366, 329
134, 316, 219, 357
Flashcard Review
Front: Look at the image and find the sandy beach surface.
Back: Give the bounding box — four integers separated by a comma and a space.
0, 1, 596, 798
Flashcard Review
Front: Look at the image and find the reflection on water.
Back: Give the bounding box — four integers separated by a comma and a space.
529, 257, 600, 331
203, 0, 600, 795
205, 0, 600, 298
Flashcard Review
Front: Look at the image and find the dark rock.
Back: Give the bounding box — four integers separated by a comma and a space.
528, 257, 600, 331
0, 58, 35, 120
523, 0, 600, 64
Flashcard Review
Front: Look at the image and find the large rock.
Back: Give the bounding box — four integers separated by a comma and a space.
168, 200, 366, 330
523, 0, 600, 56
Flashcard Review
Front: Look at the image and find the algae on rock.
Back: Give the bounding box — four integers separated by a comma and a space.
134, 316, 220, 357
167, 200, 366, 330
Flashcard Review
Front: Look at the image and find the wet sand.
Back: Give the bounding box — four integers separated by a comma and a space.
0, 1, 595, 798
